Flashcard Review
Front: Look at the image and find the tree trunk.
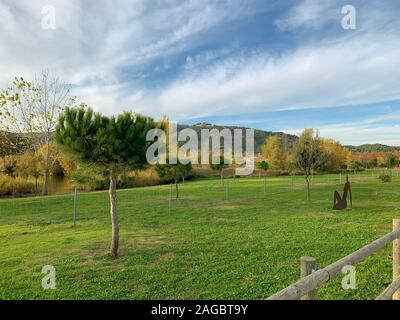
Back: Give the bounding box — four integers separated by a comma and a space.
42, 167, 49, 195
264, 175, 267, 195
42, 142, 50, 196
109, 171, 119, 257
305, 175, 311, 201
175, 178, 179, 199
220, 171, 224, 187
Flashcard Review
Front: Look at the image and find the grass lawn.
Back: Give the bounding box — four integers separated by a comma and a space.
0, 172, 399, 300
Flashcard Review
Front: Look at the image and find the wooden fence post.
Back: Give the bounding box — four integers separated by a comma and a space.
393, 219, 400, 300
300, 256, 317, 300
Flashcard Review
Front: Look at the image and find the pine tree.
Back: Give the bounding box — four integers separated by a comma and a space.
56, 106, 157, 257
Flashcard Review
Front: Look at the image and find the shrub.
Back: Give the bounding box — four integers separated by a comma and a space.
0, 175, 36, 196
379, 174, 392, 183
132, 168, 160, 187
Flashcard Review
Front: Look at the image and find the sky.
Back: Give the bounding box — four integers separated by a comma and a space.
0, 0, 400, 145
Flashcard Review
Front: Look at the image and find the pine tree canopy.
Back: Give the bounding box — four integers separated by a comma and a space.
56, 107, 157, 170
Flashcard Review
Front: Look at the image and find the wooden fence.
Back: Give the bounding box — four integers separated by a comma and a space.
266, 219, 400, 300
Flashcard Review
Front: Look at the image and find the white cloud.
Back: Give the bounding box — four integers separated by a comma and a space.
135, 30, 400, 120
274, 0, 340, 31
0, 0, 260, 113
284, 111, 400, 146
290, 123, 400, 146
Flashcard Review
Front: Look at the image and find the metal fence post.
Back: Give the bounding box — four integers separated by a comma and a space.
73, 188, 77, 226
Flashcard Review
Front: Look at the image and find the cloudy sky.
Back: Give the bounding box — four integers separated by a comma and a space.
1, 0, 399, 145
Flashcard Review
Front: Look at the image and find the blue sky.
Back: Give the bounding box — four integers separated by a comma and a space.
1, 0, 400, 145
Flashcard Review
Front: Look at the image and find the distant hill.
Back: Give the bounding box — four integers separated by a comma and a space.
178, 123, 298, 153
344, 144, 400, 153
179, 124, 400, 153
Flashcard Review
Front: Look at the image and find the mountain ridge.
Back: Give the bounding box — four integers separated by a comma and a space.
180, 123, 399, 153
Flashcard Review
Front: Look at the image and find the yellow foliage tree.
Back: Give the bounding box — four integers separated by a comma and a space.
58, 153, 78, 176
261, 135, 286, 170
36, 142, 61, 174
320, 139, 351, 171
15, 151, 41, 192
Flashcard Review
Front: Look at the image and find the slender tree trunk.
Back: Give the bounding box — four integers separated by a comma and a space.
109, 171, 119, 257
43, 166, 49, 195
175, 178, 179, 198
42, 141, 50, 196
305, 175, 311, 201
264, 174, 267, 195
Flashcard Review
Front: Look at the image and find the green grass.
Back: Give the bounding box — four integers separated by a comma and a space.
0, 171, 399, 300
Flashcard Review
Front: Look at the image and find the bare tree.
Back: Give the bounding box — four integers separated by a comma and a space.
0, 71, 74, 195
33, 72, 74, 195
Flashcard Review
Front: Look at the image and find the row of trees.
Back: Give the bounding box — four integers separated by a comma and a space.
261, 131, 352, 173
259, 129, 399, 201
351, 153, 399, 169
2, 142, 65, 191
260, 132, 399, 174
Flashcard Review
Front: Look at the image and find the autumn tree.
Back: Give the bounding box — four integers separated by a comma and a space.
0, 73, 74, 195
57, 152, 78, 177
261, 135, 286, 170
294, 129, 326, 201
320, 139, 351, 172
56, 107, 157, 257
0, 132, 26, 171
15, 150, 41, 192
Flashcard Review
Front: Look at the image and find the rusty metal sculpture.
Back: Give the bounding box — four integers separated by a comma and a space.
333, 175, 352, 210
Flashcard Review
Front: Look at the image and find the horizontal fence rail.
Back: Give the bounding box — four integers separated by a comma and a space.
376, 278, 400, 300
267, 219, 400, 300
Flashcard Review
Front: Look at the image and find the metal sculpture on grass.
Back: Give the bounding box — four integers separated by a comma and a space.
333, 175, 352, 210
